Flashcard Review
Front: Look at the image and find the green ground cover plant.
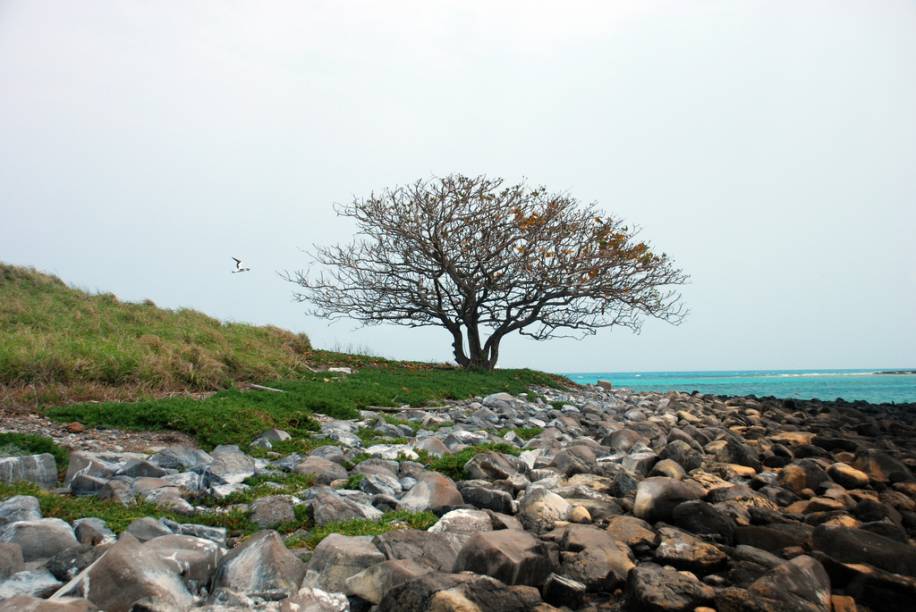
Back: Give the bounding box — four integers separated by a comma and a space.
46, 367, 562, 449
0, 432, 69, 474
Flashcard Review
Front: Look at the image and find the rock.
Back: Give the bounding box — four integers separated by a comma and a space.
672, 500, 736, 544
304, 533, 386, 592
0, 496, 41, 526
211, 530, 307, 600
115, 459, 168, 479
311, 490, 383, 526
651, 458, 687, 480
0, 542, 24, 579
376, 571, 543, 612
654, 527, 727, 575
143, 534, 223, 593
735, 524, 813, 553
827, 463, 869, 489
606, 515, 659, 549
633, 477, 705, 523
0, 518, 78, 561
161, 520, 228, 547
624, 563, 715, 611
345, 558, 431, 604
854, 450, 913, 484
125, 517, 173, 542
465, 452, 522, 480
453, 529, 552, 587
295, 456, 348, 484
398, 471, 463, 514
71, 518, 115, 547
414, 436, 450, 457
46, 545, 103, 582
660, 440, 703, 471
567, 505, 591, 523
0, 454, 57, 488
518, 486, 571, 533
279, 586, 349, 611
543, 572, 587, 608
742, 555, 831, 611
53, 533, 194, 611
716, 437, 762, 471
148, 447, 212, 471
428, 508, 494, 534
250, 495, 297, 529
457, 483, 514, 514
0, 596, 97, 611
0, 568, 62, 599
558, 524, 636, 590
359, 471, 402, 497
372, 529, 463, 572
811, 524, 916, 577
204, 444, 256, 486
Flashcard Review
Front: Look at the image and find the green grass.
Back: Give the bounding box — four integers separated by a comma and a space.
46, 367, 563, 450
421, 443, 523, 480
0, 263, 312, 391
287, 510, 438, 549
203, 473, 317, 506
0, 433, 69, 475
0, 482, 256, 535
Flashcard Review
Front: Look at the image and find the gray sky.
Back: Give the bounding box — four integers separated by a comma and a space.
2, 1, 915, 373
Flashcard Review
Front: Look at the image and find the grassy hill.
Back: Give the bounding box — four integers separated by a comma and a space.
0, 263, 568, 421
0, 263, 314, 406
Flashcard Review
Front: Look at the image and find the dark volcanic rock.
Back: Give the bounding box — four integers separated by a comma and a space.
453, 529, 552, 587
376, 571, 543, 612
624, 563, 715, 611
811, 524, 916, 577
672, 499, 736, 544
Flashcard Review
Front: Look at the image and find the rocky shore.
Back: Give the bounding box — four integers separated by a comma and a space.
2, 385, 916, 611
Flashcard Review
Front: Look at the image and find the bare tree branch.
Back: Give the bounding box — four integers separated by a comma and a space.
283, 174, 688, 369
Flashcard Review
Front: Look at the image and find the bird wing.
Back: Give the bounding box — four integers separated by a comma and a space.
232, 257, 241, 268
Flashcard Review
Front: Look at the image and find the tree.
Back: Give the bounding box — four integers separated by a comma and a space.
285, 174, 688, 370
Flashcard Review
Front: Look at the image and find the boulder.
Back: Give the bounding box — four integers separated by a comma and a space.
250, 495, 297, 529
125, 517, 173, 542
672, 500, 736, 544
654, 527, 727, 574
854, 450, 913, 484
543, 572, 587, 609
458, 483, 515, 514
210, 530, 307, 600
303, 533, 386, 592
633, 477, 705, 523
453, 529, 552, 587
295, 456, 348, 484
278, 586, 349, 611
72, 519, 116, 547
148, 446, 212, 471
518, 486, 571, 533
344, 558, 431, 604
143, 534, 223, 593
558, 524, 636, 590
0, 542, 24, 580
0, 454, 57, 488
624, 563, 715, 611
372, 529, 463, 572
0, 596, 97, 611
428, 508, 494, 534
376, 571, 543, 612
826, 463, 869, 489
46, 545, 103, 582
606, 515, 659, 549
52, 533, 194, 611
204, 444, 256, 486
311, 491, 382, 526
744, 555, 831, 612
811, 524, 916, 577
397, 471, 463, 514
465, 452, 522, 480
0, 496, 41, 526
0, 568, 62, 599
0, 518, 78, 562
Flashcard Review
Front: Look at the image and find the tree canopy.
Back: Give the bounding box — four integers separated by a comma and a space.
286, 174, 688, 369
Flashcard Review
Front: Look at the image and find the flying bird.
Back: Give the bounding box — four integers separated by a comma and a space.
231, 257, 251, 273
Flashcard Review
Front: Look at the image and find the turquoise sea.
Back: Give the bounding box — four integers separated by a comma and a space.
562, 369, 916, 404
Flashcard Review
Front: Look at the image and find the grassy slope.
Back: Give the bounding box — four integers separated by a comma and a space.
0, 263, 313, 401
47, 366, 559, 449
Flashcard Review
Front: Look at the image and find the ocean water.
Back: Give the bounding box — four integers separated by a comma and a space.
561, 369, 916, 404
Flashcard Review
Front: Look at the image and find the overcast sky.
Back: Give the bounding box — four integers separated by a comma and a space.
2, 1, 914, 373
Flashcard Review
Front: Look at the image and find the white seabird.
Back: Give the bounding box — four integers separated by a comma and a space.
231, 257, 251, 273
